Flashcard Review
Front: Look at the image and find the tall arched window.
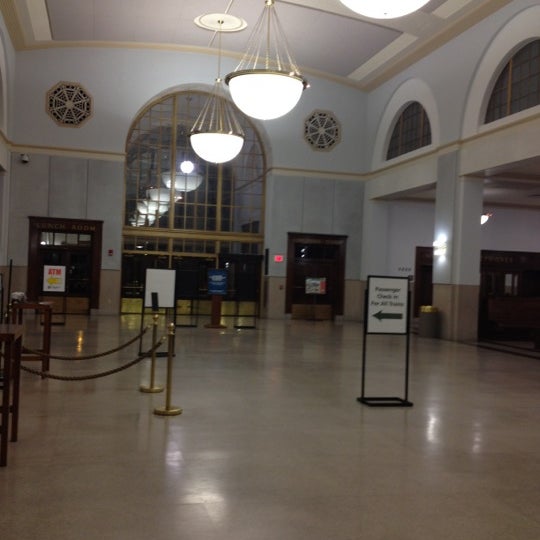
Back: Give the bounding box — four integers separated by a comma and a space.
386, 101, 431, 160
122, 90, 266, 313
485, 40, 540, 124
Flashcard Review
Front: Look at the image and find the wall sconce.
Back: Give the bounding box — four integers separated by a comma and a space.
433, 234, 447, 258
480, 213, 492, 225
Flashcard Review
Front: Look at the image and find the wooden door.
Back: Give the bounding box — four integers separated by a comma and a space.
286, 233, 346, 320
27, 217, 102, 314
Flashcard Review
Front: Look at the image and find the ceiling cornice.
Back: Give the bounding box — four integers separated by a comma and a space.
0, 0, 25, 50
360, 0, 514, 90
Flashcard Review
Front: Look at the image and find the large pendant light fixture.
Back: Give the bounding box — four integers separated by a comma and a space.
190, 21, 244, 164
225, 0, 308, 120
339, 0, 429, 19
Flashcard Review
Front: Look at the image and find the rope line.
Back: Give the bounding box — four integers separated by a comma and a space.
22, 325, 151, 361
19, 336, 167, 381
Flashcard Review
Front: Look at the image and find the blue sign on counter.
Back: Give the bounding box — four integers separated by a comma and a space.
208, 269, 228, 295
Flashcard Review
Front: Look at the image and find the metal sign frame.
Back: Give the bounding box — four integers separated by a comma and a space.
138, 268, 177, 356
357, 275, 413, 407
365, 275, 408, 335
208, 269, 228, 296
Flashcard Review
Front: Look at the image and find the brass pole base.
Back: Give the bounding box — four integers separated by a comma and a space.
139, 385, 164, 393
153, 406, 183, 416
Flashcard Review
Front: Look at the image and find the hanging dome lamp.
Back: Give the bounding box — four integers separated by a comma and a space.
225, 0, 308, 120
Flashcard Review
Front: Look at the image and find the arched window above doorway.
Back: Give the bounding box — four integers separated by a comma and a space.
124, 90, 265, 252
122, 90, 266, 314
386, 101, 431, 160
485, 40, 540, 124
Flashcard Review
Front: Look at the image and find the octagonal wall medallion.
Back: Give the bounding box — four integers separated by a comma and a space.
46, 81, 92, 127
304, 110, 341, 151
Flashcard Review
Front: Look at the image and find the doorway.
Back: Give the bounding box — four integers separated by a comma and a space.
414, 246, 540, 341
286, 233, 346, 320
27, 217, 103, 314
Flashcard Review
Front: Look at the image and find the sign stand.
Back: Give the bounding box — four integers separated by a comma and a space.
305, 277, 327, 321
138, 269, 176, 356
205, 269, 227, 329
357, 275, 413, 408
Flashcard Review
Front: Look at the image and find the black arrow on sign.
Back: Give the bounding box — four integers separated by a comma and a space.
373, 310, 403, 321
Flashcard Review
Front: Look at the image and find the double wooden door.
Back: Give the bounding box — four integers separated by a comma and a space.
27, 217, 102, 315
286, 233, 346, 320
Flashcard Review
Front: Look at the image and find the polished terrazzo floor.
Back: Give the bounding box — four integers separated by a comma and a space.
2, 314, 540, 539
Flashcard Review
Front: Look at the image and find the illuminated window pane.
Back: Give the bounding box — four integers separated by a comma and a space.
123, 90, 265, 295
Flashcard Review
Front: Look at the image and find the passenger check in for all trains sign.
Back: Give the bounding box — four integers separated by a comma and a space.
366, 276, 408, 335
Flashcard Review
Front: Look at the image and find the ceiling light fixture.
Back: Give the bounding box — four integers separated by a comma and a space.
225, 0, 308, 120
190, 20, 244, 163
161, 169, 203, 193
339, 0, 429, 19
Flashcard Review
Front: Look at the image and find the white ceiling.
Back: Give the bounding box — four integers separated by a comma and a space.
6, 0, 512, 89
4, 0, 540, 208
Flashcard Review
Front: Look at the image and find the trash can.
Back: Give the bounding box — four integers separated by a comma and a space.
418, 305, 440, 338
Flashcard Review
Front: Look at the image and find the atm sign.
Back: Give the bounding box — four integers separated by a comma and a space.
43, 265, 66, 292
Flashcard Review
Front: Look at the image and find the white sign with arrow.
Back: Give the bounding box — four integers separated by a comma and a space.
366, 276, 408, 335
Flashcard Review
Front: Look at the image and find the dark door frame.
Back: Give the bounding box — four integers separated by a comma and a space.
27, 216, 103, 309
414, 246, 540, 339
286, 232, 347, 317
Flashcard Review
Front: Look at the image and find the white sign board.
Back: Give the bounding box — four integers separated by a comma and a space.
366, 276, 408, 335
305, 277, 326, 295
43, 265, 66, 292
144, 269, 176, 308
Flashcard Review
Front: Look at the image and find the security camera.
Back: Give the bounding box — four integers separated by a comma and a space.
20, 153, 29, 164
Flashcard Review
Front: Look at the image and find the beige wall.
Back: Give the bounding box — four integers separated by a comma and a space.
263, 276, 286, 319
344, 279, 364, 322
433, 283, 479, 341
97, 269, 122, 315
0, 265, 121, 316
264, 276, 365, 321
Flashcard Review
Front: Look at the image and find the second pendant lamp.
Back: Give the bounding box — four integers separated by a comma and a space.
190, 20, 244, 164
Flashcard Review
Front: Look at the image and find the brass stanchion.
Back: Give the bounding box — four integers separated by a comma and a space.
140, 314, 164, 393
154, 323, 182, 416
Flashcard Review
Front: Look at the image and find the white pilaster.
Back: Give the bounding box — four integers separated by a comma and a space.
432, 150, 483, 340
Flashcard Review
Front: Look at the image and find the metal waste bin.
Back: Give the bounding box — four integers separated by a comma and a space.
418, 305, 440, 338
